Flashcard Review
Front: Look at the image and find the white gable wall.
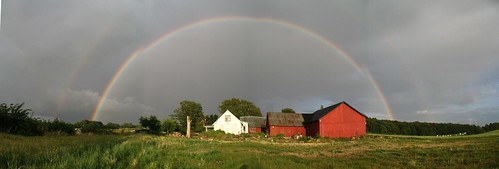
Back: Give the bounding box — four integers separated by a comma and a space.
213, 110, 247, 135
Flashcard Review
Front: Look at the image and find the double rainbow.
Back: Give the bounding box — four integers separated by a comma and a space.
91, 16, 394, 121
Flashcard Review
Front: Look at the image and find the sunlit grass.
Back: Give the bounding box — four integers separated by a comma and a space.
1, 130, 498, 168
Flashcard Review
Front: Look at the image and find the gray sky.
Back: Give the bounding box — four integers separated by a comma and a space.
1, 0, 498, 125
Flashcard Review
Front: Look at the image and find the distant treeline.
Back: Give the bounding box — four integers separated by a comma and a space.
2, 103, 499, 136
0, 103, 134, 136
367, 118, 499, 136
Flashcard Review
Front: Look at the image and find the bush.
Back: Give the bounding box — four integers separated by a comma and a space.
299, 136, 310, 142
75, 120, 107, 134
43, 119, 76, 135
139, 116, 162, 135
121, 122, 135, 128
256, 132, 266, 137
105, 122, 120, 130
162, 119, 180, 134
199, 130, 234, 139
240, 133, 251, 138
276, 133, 285, 138
313, 133, 321, 139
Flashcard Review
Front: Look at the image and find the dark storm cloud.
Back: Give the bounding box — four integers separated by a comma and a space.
1, 0, 497, 124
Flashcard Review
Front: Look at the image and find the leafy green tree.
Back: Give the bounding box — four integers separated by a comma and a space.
139, 116, 162, 134
0, 103, 43, 136
281, 108, 296, 113
75, 120, 106, 134
205, 114, 219, 125
171, 100, 204, 137
162, 119, 180, 134
121, 122, 135, 128
218, 98, 261, 118
105, 122, 120, 129
483, 122, 499, 132
43, 119, 76, 135
366, 117, 486, 135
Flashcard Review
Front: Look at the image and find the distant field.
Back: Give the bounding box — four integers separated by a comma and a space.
1, 131, 498, 169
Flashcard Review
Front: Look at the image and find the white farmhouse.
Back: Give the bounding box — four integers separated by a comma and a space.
212, 110, 248, 135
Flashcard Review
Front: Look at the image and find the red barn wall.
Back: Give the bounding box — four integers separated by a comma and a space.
248, 127, 262, 133
319, 103, 366, 138
269, 126, 306, 137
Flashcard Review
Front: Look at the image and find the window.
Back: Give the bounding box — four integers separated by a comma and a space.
225, 115, 231, 122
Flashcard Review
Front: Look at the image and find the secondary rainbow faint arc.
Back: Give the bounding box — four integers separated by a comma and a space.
92, 16, 395, 121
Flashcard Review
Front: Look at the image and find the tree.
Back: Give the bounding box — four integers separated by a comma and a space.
75, 120, 106, 134
0, 103, 43, 136
281, 108, 296, 113
162, 119, 180, 134
139, 115, 162, 134
44, 119, 76, 135
105, 122, 120, 130
218, 98, 261, 118
171, 100, 204, 137
121, 122, 135, 128
483, 122, 499, 132
205, 114, 219, 125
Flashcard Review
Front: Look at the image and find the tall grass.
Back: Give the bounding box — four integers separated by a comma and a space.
1, 130, 498, 168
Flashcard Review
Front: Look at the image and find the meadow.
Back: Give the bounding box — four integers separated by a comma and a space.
1, 130, 498, 169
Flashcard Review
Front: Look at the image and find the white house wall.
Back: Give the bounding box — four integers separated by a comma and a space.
212, 110, 248, 135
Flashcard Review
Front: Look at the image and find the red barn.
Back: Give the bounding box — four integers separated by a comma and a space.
266, 112, 306, 137
240, 116, 266, 133
304, 102, 367, 138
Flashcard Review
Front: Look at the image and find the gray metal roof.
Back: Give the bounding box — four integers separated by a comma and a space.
240, 116, 266, 128
266, 112, 305, 126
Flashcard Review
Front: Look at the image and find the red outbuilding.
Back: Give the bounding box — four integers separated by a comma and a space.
304, 102, 367, 138
240, 116, 266, 133
266, 112, 306, 137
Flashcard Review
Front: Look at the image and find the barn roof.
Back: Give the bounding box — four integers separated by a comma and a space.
305, 101, 367, 123
267, 112, 305, 127
301, 113, 313, 123
240, 116, 266, 128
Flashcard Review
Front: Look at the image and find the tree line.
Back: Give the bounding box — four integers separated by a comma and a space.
2, 102, 498, 136
367, 118, 498, 136
0, 98, 263, 136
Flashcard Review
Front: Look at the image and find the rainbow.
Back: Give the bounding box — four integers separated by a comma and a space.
54, 23, 117, 118
91, 16, 395, 121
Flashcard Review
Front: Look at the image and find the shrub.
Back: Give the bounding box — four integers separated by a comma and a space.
276, 133, 285, 138
299, 136, 310, 142
162, 119, 180, 134
240, 133, 251, 138
139, 116, 162, 135
44, 119, 76, 135
75, 120, 107, 134
199, 130, 233, 139
313, 133, 321, 139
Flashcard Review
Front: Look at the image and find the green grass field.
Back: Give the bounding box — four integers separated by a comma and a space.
1, 130, 498, 169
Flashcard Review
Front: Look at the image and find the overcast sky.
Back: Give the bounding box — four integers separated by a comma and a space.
1, 0, 498, 125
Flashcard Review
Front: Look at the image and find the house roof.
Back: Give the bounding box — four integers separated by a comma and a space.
212, 110, 241, 125
267, 112, 305, 127
305, 101, 367, 123
240, 116, 266, 128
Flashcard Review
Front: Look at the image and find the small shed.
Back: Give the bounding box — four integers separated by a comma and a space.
212, 110, 248, 135
304, 102, 367, 138
240, 116, 266, 133
266, 112, 306, 137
